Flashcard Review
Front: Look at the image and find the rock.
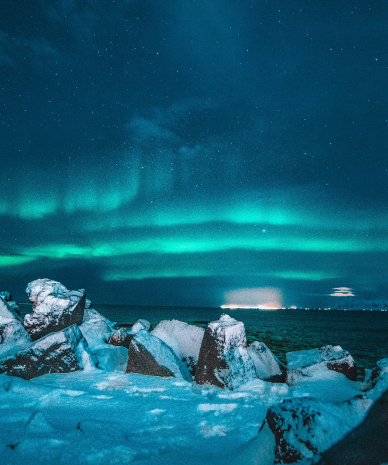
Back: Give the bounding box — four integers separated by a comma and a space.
126, 329, 192, 381
130, 319, 151, 333
0, 324, 97, 380
248, 341, 286, 383
194, 314, 256, 390
24, 279, 86, 341
363, 358, 388, 391
80, 303, 118, 351
315, 387, 388, 465
0, 298, 31, 356
286, 345, 357, 385
266, 394, 371, 464
151, 319, 204, 377
107, 318, 150, 349
0, 292, 20, 316
108, 327, 134, 349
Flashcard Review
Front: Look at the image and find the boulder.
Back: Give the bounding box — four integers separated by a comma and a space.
151, 319, 204, 376
107, 319, 150, 349
24, 279, 86, 341
194, 314, 256, 390
316, 387, 388, 465
0, 292, 20, 316
363, 358, 388, 391
266, 394, 371, 464
248, 341, 286, 383
108, 327, 134, 349
80, 302, 118, 350
0, 297, 31, 356
286, 345, 357, 385
0, 324, 97, 380
126, 329, 191, 381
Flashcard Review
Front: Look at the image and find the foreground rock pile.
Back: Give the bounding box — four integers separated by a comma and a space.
0, 278, 387, 464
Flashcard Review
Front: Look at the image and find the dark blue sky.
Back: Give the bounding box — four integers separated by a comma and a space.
1, 0, 388, 307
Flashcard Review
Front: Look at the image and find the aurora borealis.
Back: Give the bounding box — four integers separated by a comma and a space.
1, 1, 388, 307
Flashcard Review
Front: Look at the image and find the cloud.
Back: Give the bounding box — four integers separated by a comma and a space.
330, 287, 355, 297
222, 287, 284, 309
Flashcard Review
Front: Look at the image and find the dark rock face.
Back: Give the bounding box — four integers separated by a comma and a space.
24, 279, 86, 341
0, 324, 97, 380
266, 398, 319, 464
194, 325, 228, 388
363, 358, 388, 390
194, 314, 256, 390
316, 388, 388, 465
126, 329, 192, 380
286, 345, 357, 385
126, 342, 174, 378
108, 327, 134, 349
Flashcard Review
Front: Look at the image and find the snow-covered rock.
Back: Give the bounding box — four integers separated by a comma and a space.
0, 291, 21, 316
126, 329, 192, 381
107, 319, 150, 348
286, 345, 357, 385
151, 319, 204, 376
80, 303, 118, 351
265, 394, 372, 464
248, 341, 286, 383
107, 327, 134, 348
314, 387, 388, 465
194, 314, 256, 390
0, 324, 97, 380
363, 358, 388, 391
24, 279, 86, 341
130, 319, 151, 333
0, 297, 31, 356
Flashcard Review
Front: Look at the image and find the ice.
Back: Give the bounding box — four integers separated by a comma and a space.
247, 341, 284, 381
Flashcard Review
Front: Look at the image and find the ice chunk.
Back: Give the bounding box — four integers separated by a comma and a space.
80, 305, 118, 350
0, 298, 31, 356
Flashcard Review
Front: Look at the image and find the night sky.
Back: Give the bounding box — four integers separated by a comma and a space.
1, 1, 388, 308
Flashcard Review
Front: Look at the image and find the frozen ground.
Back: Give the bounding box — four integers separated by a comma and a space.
0, 355, 370, 465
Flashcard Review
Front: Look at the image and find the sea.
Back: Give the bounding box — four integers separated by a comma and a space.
19, 303, 388, 380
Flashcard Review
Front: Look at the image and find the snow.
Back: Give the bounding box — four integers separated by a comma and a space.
151, 319, 204, 368
208, 314, 247, 354
0, 301, 386, 464
247, 341, 283, 380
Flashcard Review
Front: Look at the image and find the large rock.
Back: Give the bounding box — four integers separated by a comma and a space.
194, 314, 256, 390
151, 319, 204, 377
80, 301, 118, 351
126, 329, 191, 381
0, 292, 20, 316
248, 341, 286, 383
24, 279, 86, 341
107, 319, 150, 349
0, 297, 31, 356
0, 324, 97, 380
363, 358, 388, 391
286, 345, 357, 385
316, 387, 388, 465
265, 394, 371, 464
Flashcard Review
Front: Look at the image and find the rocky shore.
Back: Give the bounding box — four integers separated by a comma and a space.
0, 279, 387, 464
